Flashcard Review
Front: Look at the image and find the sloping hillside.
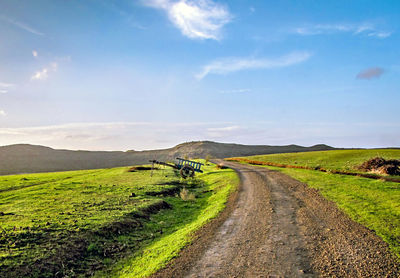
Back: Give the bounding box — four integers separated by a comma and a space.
0, 141, 336, 175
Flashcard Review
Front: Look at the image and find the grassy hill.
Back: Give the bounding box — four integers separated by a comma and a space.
0, 162, 238, 277
236, 149, 400, 173
0, 141, 336, 175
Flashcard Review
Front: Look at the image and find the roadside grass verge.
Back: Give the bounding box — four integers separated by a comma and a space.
228, 149, 400, 182
238, 149, 400, 172
0, 161, 238, 277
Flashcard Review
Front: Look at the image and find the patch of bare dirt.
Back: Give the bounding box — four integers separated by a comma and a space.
153, 160, 400, 277
127, 166, 154, 172
215, 163, 229, 169
358, 157, 400, 175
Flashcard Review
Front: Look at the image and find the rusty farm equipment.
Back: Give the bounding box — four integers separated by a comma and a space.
150, 158, 204, 178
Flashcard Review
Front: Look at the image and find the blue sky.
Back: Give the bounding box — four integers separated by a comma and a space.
0, 0, 399, 150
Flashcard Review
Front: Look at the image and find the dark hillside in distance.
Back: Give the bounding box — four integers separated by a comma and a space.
0, 141, 337, 175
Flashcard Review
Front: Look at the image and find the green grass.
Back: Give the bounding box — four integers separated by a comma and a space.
0, 161, 238, 277
101, 164, 238, 277
233, 150, 400, 258
244, 149, 400, 174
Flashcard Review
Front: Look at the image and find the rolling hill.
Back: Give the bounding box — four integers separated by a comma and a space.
0, 141, 337, 175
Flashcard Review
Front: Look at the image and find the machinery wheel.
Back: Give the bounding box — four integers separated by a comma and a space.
180, 165, 195, 179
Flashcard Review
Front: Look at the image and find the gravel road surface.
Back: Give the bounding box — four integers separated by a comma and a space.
153, 160, 400, 277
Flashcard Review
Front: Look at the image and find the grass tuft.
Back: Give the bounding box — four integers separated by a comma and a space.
179, 188, 196, 201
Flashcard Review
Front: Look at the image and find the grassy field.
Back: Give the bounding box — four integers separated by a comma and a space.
231, 150, 400, 258
0, 161, 238, 277
240, 149, 400, 174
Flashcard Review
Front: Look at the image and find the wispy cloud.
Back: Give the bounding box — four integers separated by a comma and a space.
293, 23, 392, 38
0, 15, 44, 36
99, 1, 148, 30
31, 69, 49, 81
0, 110, 6, 116
0, 121, 237, 150
0, 81, 15, 94
367, 31, 391, 38
207, 125, 241, 137
32, 50, 38, 57
31, 62, 58, 81
356, 67, 385, 80
207, 125, 240, 132
0, 82, 14, 88
144, 0, 231, 40
0, 121, 399, 150
219, 88, 251, 94
130, 22, 147, 30
196, 51, 311, 79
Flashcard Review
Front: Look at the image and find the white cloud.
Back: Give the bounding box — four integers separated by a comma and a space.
219, 88, 251, 94
31, 62, 58, 81
368, 31, 391, 38
0, 15, 44, 36
207, 125, 240, 132
130, 21, 147, 30
0, 82, 14, 94
207, 125, 241, 138
196, 51, 311, 79
32, 50, 38, 57
0, 110, 6, 116
31, 68, 48, 80
293, 23, 392, 38
0, 82, 14, 88
144, 0, 231, 40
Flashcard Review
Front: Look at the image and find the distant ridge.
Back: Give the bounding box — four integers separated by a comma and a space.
0, 141, 337, 175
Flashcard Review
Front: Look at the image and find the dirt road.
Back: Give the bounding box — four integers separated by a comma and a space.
154, 161, 400, 277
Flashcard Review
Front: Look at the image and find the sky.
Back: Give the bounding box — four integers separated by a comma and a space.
0, 0, 399, 151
